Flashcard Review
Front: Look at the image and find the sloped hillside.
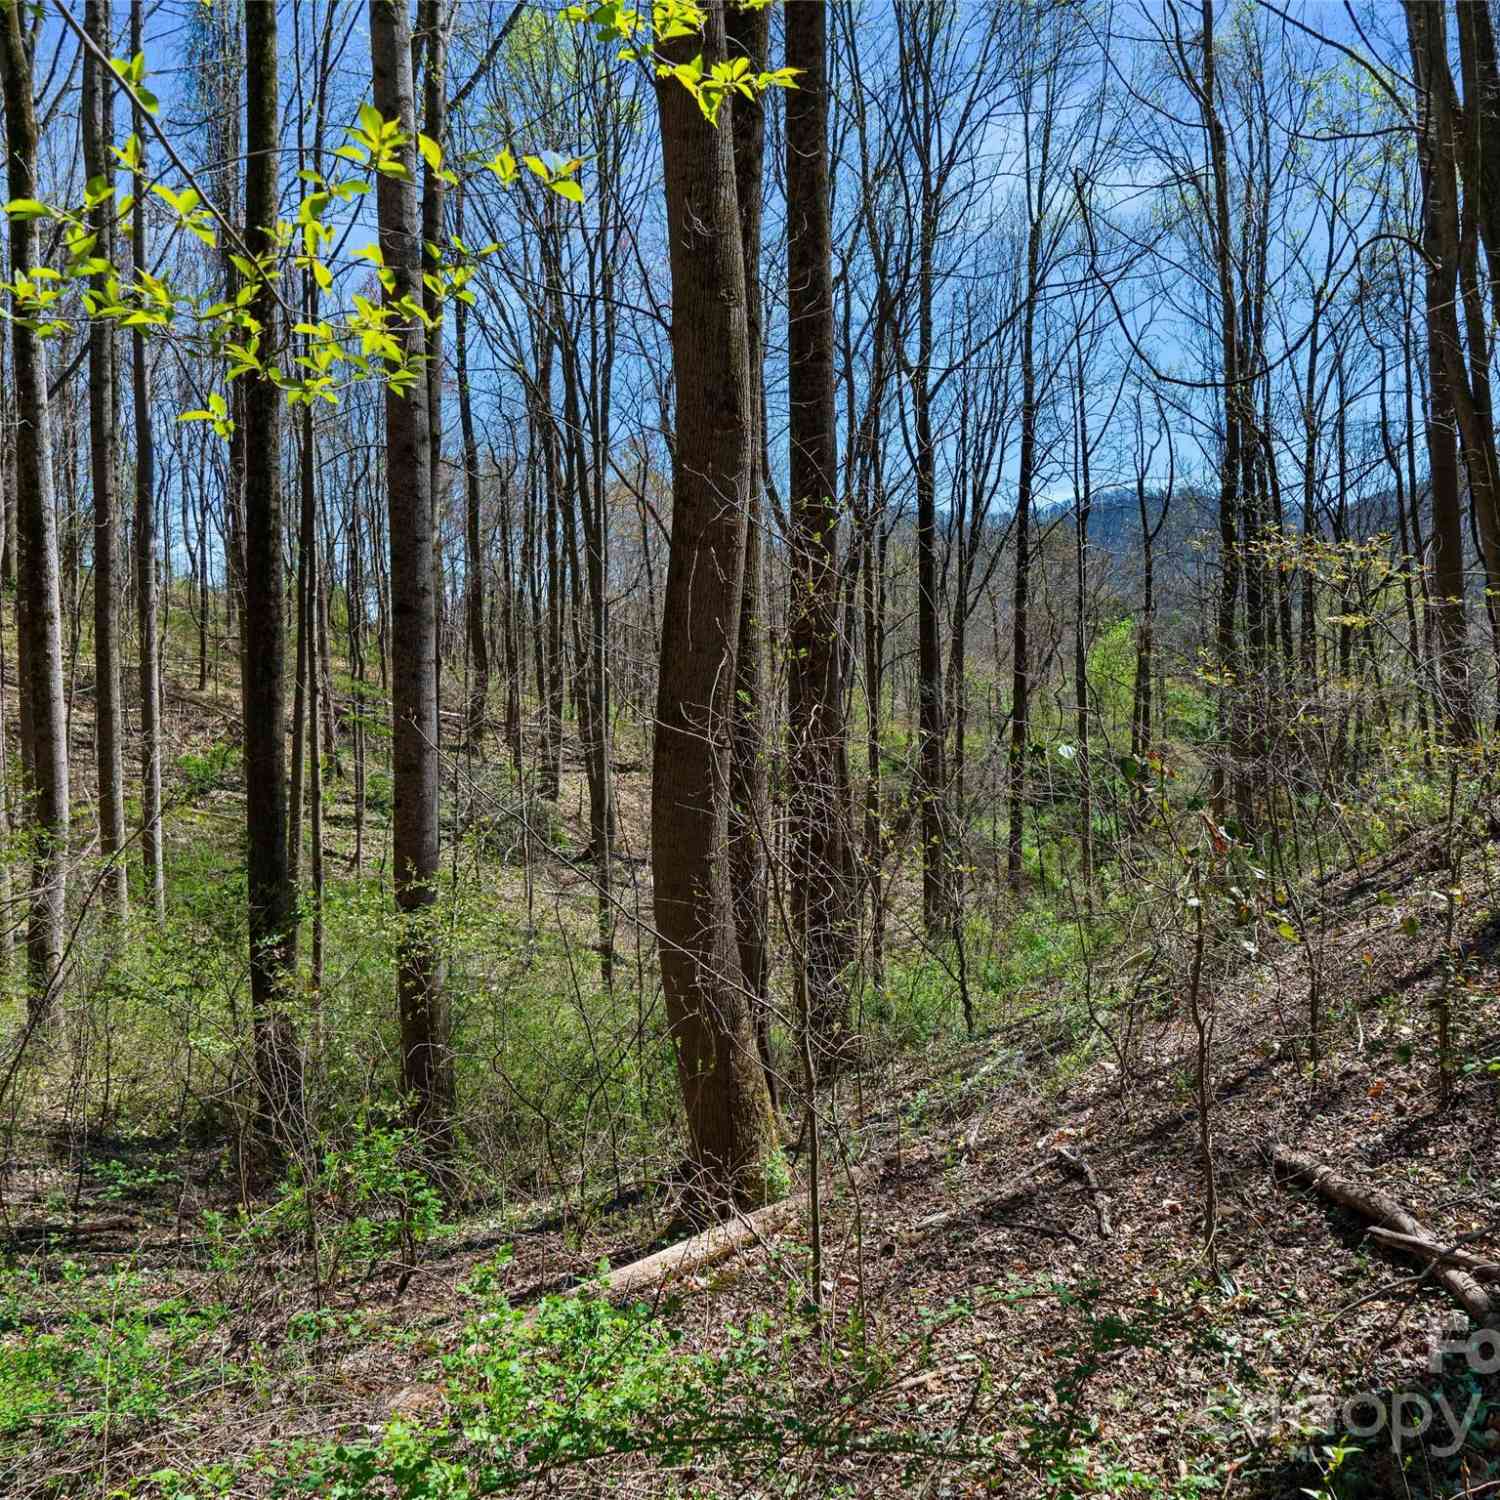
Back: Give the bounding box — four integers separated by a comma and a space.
5, 828, 1498, 1499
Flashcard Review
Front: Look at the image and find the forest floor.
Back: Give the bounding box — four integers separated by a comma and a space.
4, 807, 1500, 1497
0, 635, 1496, 1494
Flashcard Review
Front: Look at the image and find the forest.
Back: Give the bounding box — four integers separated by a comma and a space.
1, 0, 1499, 1494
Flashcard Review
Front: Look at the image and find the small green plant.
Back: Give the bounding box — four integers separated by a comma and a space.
94, 1155, 179, 1202
1300, 1439, 1363, 1500
174, 742, 240, 800
289, 1270, 753, 1497
268, 1111, 448, 1293
283, 1261, 1006, 1497
763, 1146, 793, 1200
0, 1262, 227, 1456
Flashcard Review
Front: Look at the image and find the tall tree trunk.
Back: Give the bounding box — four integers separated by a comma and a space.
497, 466, 522, 773
1198, 0, 1249, 824
652, 3, 779, 1210
1, 0, 70, 1012
534, 329, 564, 802
1073, 351, 1093, 903
785, 0, 853, 1050
371, 0, 453, 1147
419, 0, 448, 740
726, 0, 774, 1106
914, 224, 948, 931
242, 0, 300, 1159
455, 195, 489, 749
1006, 166, 1045, 894
130, 0, 164, 922
1407, 0, 1474, 738
307, 513, 325, 996
83, 0, 126, 914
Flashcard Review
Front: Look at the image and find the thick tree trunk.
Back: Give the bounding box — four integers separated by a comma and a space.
1, 0, 71, 1012
652, 2, 779, 1210
242, 0, 301, 1158
419, 0, 448, 744
371, 0, 453, 1148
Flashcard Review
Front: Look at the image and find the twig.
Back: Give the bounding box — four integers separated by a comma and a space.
1055, 1146, 1113, 1238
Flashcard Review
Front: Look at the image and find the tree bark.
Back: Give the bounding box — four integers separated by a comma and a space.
1406, 0, 1474, 738
242, 0, 301, 1159
455, 193, 489, 749
83, 0, 127, 915
1196, 0, 1250, 822
130, 0, 164, 922
1272, 1146, 1492, 1327
371, 0, 453, 1148
785, 0, 854, 1051
725, 0, 774, 1106
652, 2, 779, 1210
1, 0, 71, 1012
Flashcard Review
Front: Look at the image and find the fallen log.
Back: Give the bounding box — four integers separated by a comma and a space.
600, 1160, 880, 1304
2, 1214, 140, 1243
1271, 1146, 1492, 1326
1367, 1227, 1500, 1282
